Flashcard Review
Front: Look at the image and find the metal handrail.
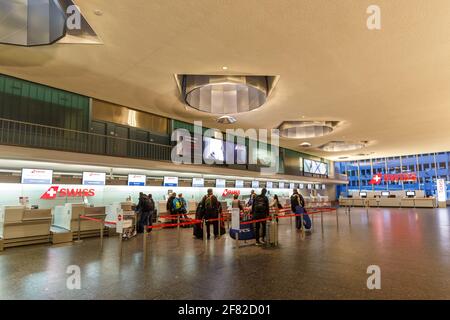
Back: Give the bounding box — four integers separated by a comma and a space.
0, 117, 170, 148
0, 117, 173, 162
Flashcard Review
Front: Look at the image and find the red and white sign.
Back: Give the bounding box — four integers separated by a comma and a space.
40, 186, 96, 199
222, 189, 241, 197
369, 173, 417, 185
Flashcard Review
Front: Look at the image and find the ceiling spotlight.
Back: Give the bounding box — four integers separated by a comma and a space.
94, 10, 103, 16
216, 115, 236, 124
222, 66, 228, 70
299, 142, 312, 147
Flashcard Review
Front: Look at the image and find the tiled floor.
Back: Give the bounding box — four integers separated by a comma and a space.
1, 207, 450, 299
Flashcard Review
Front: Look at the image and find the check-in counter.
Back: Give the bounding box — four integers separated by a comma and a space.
414, 197, 436, 208
378, 197, 401, 207
0, 205, 52, 248
352, 199, 366, 207
340, 196, 436, 208
400, 198, 415, 208
52, 203, 106, 242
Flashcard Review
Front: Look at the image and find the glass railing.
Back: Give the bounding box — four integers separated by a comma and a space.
0, 117, 172, 162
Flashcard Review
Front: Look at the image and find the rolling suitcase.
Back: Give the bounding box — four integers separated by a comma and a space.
295, 207, 312, 230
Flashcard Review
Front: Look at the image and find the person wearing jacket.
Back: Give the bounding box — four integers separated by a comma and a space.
290, 189, 311, 230
200, 188, 220, 239
251, 188, 270, 245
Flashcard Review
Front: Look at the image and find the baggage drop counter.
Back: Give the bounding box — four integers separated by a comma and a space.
51, 203, 106, 242
0, 205, 52, 248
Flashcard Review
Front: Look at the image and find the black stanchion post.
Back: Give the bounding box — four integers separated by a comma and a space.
321, 211, 324, 234
143, 226, 147, 266
99, 219, 104, 249
177, 215, 180, 247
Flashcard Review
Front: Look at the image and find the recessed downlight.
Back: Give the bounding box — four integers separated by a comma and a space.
216, 115, 236, 124
299, 142, 312, 147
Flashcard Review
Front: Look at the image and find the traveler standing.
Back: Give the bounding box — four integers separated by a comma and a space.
166, 192, 177, 224
135, 192, 145, 233
200, 188, 220, 239
270, 194, 283, 222
138, 195, 151, 234
246, 190, 256, 207
232, 194, 244, 211
251, 188, 270, 245
147, 194, 155, 232
290, 189, 311, 230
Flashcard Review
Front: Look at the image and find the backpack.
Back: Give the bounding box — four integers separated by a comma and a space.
173, 198, 182, 212
204, 195, 214, 210
253, 195, 266, 213
141, 197, 151, 212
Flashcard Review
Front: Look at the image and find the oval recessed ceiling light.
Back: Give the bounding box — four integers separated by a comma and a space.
319, 141, 368, 152
94, 9, 103, 16
222, 66, 228, 70
182, 75, 268, 114
277, 121, 339, 139
216, 115, 236, 124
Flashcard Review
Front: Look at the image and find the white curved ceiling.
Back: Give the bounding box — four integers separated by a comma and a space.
0, 0, 449, 161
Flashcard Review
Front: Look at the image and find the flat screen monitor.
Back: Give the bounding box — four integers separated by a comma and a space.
163, 176, 178, 187
252, 181, 260, 188
266, 181, 273, 189
289, 183, 295, 189
216, 179, 226, 188
322, 184, 326, 190
128, 174, 146, 186
307, 184, 312, 189
406, 191, 416, 197
192, 178, 204, 187
359, 192, 368, 198
381, 191, 390, 197
203, 137, 225, 162
235, 180, 244, 188
299, 183, 304, 189
21, 168, 53, 184
83, 172, 106, 186
315, 184, 320, 190
279, 182, 285, 189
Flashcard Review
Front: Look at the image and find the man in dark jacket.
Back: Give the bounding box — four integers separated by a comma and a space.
290, 189, 311, 230
251, 188, 270, 244
147, 194, 155, 232
138, 195, 151, 233
200, 188, 220, 239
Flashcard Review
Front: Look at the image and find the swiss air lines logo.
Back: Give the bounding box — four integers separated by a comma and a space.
222, 189, 240, 197
369, 174, 383, 185
369, 173, 417, 185
40, 186, 95, 199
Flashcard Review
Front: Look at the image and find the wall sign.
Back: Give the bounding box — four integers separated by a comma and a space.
222, 189, 241, 197
192, 178, 204, 187
369, 173, 417, 185
40, 186, 96, 199
437, 179, 447, 202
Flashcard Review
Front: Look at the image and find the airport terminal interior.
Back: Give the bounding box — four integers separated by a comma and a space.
0, 0, 450, 301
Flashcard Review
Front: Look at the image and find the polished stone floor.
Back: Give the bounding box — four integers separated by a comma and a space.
1, 207, 450, 300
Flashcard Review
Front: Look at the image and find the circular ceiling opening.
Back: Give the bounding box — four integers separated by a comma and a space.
183, 75, 268, 114
320, 141, 367, 152
277, 121, 337, 139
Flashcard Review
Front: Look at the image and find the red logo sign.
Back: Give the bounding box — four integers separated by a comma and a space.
40, 186, 96, 199
222, 189, 241, 197
369, 173, 417, 185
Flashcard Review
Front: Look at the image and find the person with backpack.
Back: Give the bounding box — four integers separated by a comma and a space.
251, 188, 270, 245
200, 188, 220, 239
137, 195, 151, 233
166, 192, 177, 224
291, 189, 312, 231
